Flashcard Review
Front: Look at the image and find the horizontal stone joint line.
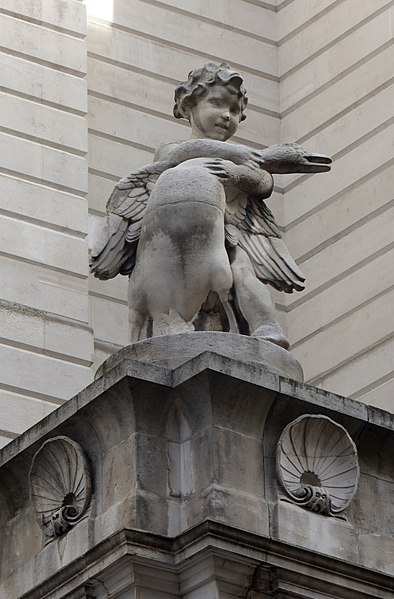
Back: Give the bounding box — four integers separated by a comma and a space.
290, 284, 394, 350
88, 89, 187, 125
0, 336, 93, 368
240, 0, 277, 12
272, 185, 284, 196
274, 302, 286, 313
0, 166, 87, 198
88, 128, 155, 154
276, 0, 296, 11
295, 198, 394, 265
248, 103, 280, 119
0, 7, 86, 39
284, 242, 394, 312
0, 125, 87, 158
277, 115, 394, 196
88, 89, 278, 127
353, 369, 394, 401
90, 118, 264, 152
277, 0, 346, 45
0, 86, 86, 117
87, 51, 179, 86
89, 207, 105, 218
0, 381, 66, 405
94, 339, 123, 352
138, 0, 277, 45
284, 158, 394, 232
88, 167, 120, 182
278, 1, 394, 80
234, 137, 267, 149
88, 18, 279, 82
307, 333, 394, 387
0, 249, 88, 280
88, 56, 277, 115
0, 46, 86, 78
294, 77, 394, 147
89, 56, 278, 114
281, 173, 309, 195
281, 40, 394, 117
0, 298, 92, 330
89, 290, 128, 306
0, 207, 88, 239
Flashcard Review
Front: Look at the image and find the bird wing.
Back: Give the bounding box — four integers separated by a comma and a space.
90, 162, 169, 280
226, 194, 305, 293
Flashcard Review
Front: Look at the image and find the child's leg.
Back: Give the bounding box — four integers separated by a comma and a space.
231, 246, 289, 349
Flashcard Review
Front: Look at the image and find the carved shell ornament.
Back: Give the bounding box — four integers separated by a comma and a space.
277, 415, 359, 516
29, 436, 92, 538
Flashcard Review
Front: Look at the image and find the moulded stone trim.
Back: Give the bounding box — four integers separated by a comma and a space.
277, 414, 359, 515
29, 435, 92, 539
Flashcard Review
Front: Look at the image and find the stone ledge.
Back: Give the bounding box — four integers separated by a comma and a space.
18, 522, 394, 599
1, 335, 392, 470
95, 332, 304, 381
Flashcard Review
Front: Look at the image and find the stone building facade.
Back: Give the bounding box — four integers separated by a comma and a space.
0, 339, 393, 597
0, 2, 393, 597
0, 1, 393, 442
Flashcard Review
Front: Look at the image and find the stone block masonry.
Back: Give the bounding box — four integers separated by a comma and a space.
0, 0, 392, 447
0, 337, 393, 597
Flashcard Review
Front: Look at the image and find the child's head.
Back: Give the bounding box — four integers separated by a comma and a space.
173, 62, 248, 123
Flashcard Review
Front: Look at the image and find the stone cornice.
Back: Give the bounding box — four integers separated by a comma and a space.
19, 522, 394, 599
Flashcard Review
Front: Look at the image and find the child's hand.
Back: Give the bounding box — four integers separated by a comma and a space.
203, 158, 273, 197
203, 158, 241, 182
232, 145, 264, 170
246, 150, 267, 171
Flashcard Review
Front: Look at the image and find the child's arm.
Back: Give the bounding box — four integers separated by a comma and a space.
157, 139, 259, 169
155, 140, 331, 174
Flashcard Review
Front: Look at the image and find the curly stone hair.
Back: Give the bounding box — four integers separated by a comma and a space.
173, 62, 248, 122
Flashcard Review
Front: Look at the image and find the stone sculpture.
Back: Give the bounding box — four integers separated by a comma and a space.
277, 415, 359, 516
90, 63, 331, 345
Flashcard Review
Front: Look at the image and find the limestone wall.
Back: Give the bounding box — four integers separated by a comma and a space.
0, 0, 93, 448
0, 0, 392, 447
277, 0, 394, 409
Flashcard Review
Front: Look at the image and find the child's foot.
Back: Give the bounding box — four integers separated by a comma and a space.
251, 324, 290, 350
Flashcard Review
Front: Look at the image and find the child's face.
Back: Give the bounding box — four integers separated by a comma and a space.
189, 85, 241, 141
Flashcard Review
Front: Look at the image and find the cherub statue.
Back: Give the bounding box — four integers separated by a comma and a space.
90, 63, 331, 346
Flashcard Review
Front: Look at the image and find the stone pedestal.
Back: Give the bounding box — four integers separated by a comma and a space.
0, 335, 393, 598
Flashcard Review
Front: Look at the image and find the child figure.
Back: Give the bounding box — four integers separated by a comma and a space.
90, 63, 331, 345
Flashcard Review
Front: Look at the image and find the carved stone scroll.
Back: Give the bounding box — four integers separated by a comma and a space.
277, 415, 359, 516
29, 436, 92, 538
